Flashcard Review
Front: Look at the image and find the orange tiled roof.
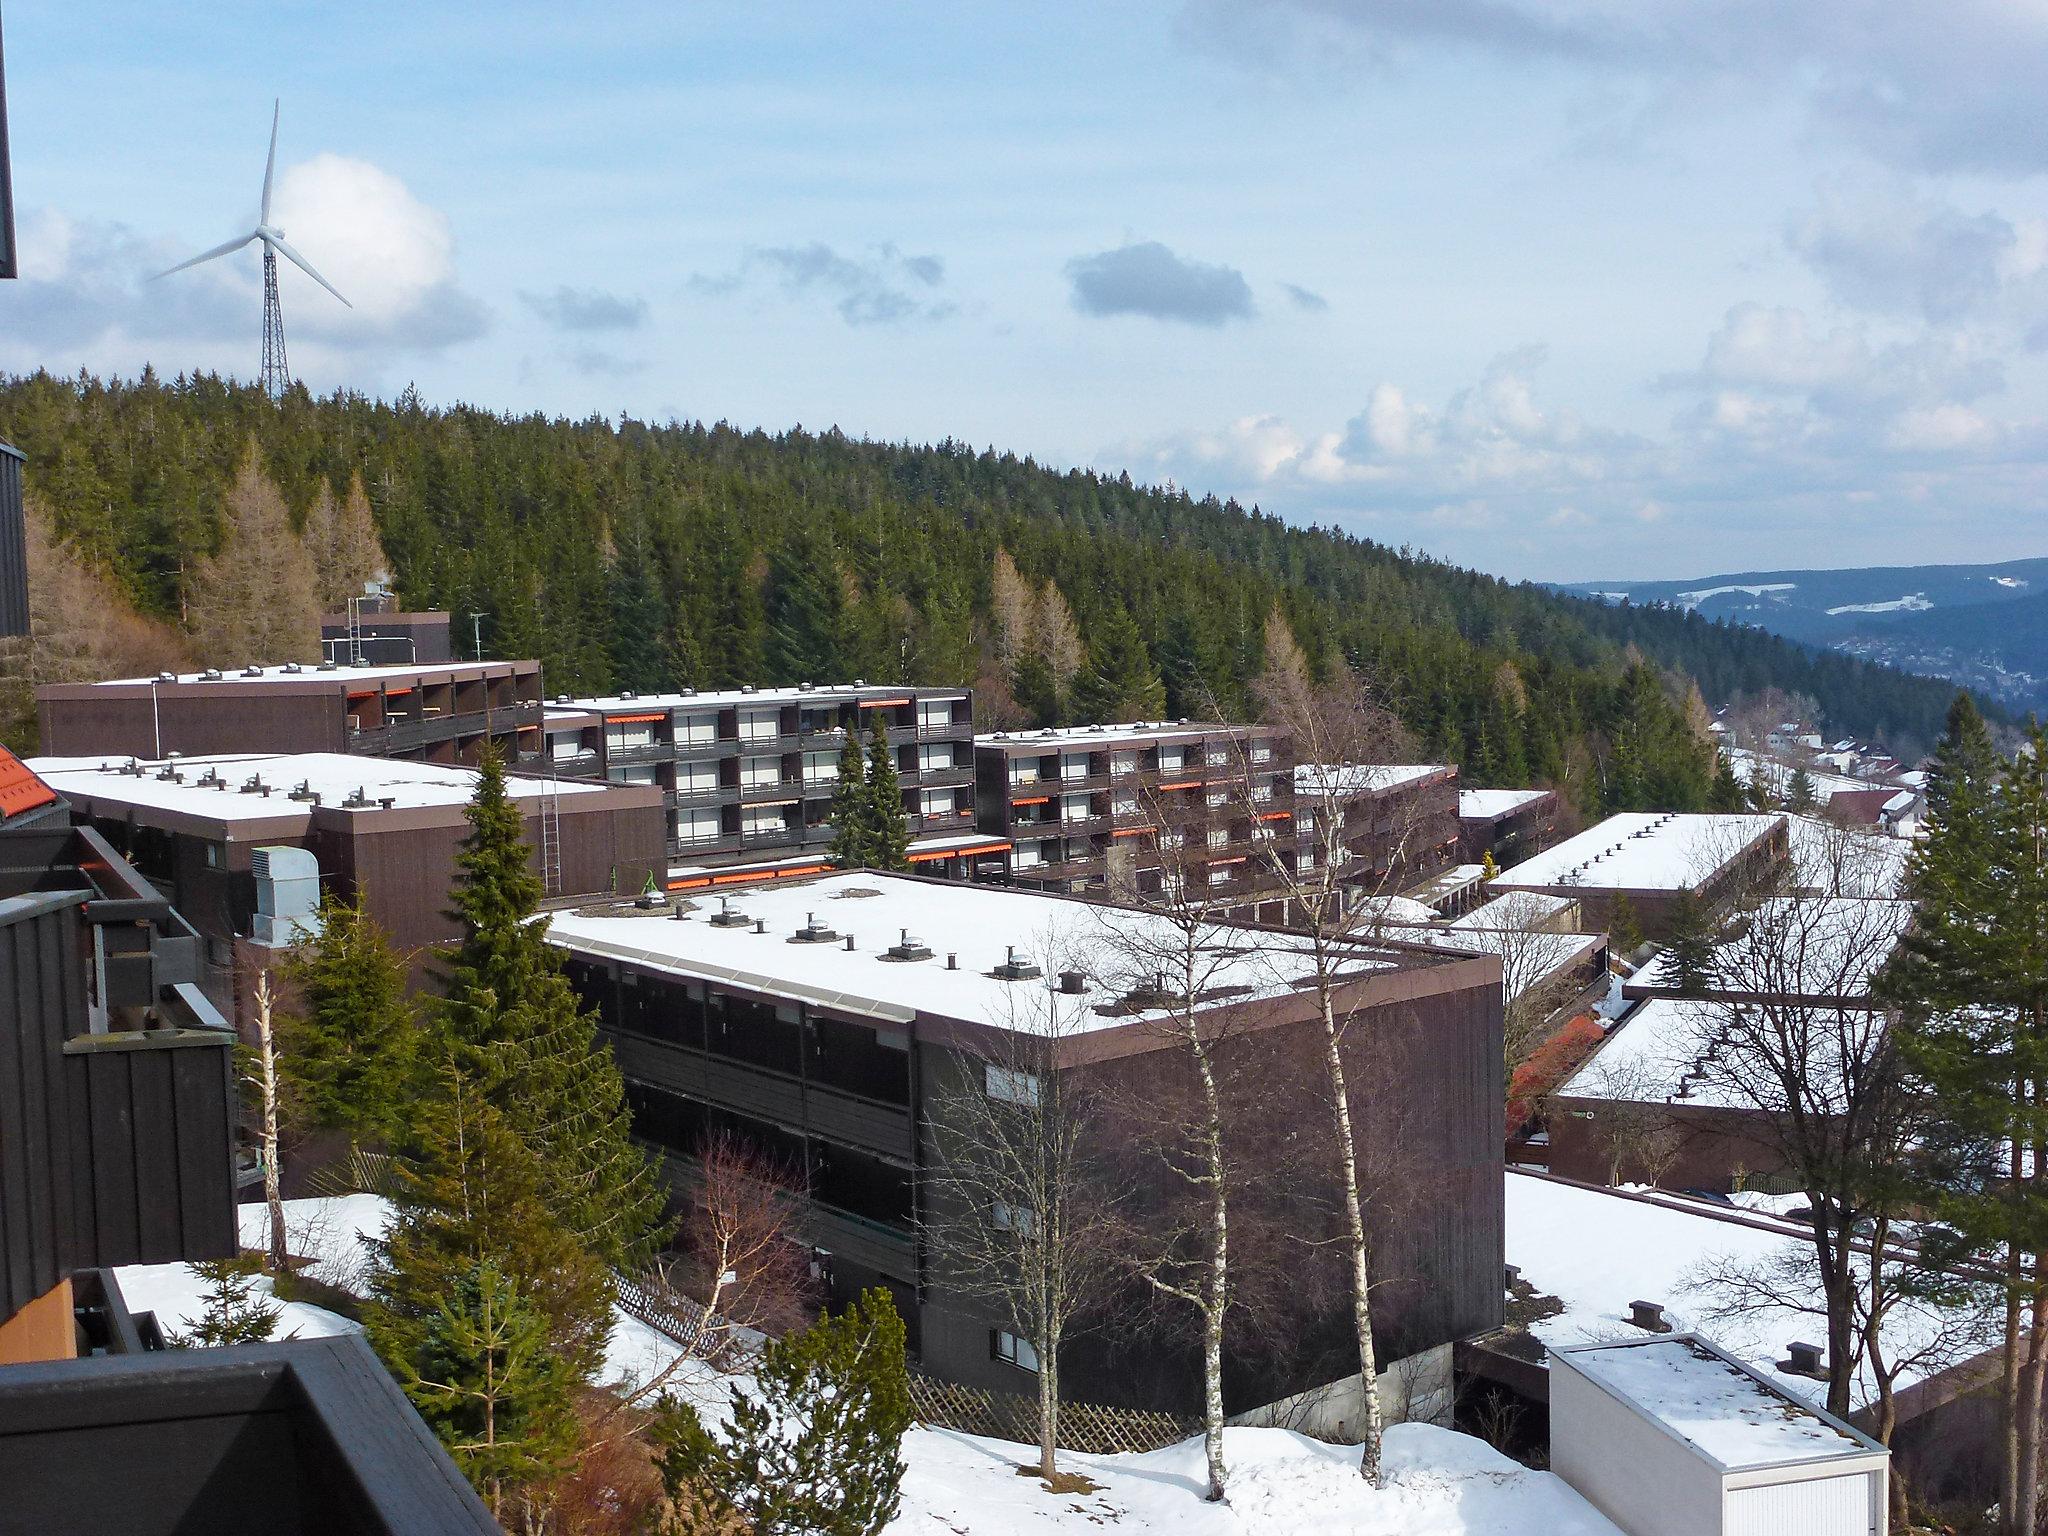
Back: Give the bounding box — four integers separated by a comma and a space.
0, 747, 59, 820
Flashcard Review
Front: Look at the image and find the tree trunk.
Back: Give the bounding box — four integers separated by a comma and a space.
2016, 1279, 2048, 1536
1200, 1052, 1229, 1502
254, 970, 288, 1272
1038, 1336, 1058, 1480
1319, 988, 1384, 1484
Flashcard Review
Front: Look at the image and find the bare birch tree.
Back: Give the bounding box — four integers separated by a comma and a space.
921, 930, 1125, 1482
245, 963, 290, 1272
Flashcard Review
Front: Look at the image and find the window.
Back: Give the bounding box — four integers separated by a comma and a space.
1158, 746, 1186, 772
678, 711, 717, 745
1060, 754, 1089, 782
992, 1202, 1038, 1238
741, 754, 782, 787
742, 806, 792, 836
609, 764, 658, 787
1110, 751, 1137, 777
1207, 867, 1232, 888
985, 1065, 1042, 1106
1061, 794, 1092, 823
204, 843, 224, 869
739, 708, 780, 742
1206, 749, 1229, 767
548, 731, 584, 761
1250, 744, 1272, 764
1013, 842, 1044, 870
918, 742, 956, 772
917, 698, 955, 730
676, 760, 719, 794
1206, 827, 1228, 849
802, 750, 840, 784
606, 720, 653, 751
1206, 789, 1228, 807
920, 788, 958, 818
1253, 779, 1276, 803
993, 1330, 1040, 1372
1009, 759, 1042, 787
1298, 811, 1316, 836
1297, 850, 1317, 872
1112, 794, 1137, 817
676, 809, 721, 845
1159, 829, 1184, 850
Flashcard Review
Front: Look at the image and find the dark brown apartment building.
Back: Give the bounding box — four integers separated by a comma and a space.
1458, 786, 1560, 868
30, 750, 664, 1008
543, 682, 1005, 885
38, 658, 543, 765
1294, 762, 1463, 901
974, 721, 1294, 904
551, 871, 1504, 1429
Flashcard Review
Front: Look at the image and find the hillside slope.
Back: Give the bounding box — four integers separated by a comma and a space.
0, 371, 1974, 788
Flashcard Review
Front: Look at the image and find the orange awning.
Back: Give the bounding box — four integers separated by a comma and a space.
858, 697, 911, 708
384, 686, 414, 697
1111, 826, 1154, 839
0, 750, 58, 820
1258, 810, 1294, 821
606, 711, 667, 724
909, 842, 1010, 863
1157, 779, 1202, 792
1011, 795, 1050, 807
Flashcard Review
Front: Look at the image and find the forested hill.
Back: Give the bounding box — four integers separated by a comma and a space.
0, 370, 1969, 810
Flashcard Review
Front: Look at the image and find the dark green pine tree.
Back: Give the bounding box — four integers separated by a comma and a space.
765, 528, 848, 684
439, 744, 668, 1273
828, 728, 875, 869
1070, 609, 1166, 724
172, 1258, 281, 1348
1707, 753, 1748, 812
407, 1261, 581, 1523
866, 714, 912, 871
657, 1287, 912, 1536
1662, 888, 1719, 996
1607, 891, 1646, 956
1010, 651, 1062, 727
281, 893, 422, 1150
1785, 765, 1818, 813
1886, 717, 2048, 1536
604, 538, 669, 694
367, 1064, 598, 1517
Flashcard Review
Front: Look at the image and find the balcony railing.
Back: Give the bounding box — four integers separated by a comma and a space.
603, 740, 674, 767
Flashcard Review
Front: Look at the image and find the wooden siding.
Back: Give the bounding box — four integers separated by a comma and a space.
0, 446, 23, 638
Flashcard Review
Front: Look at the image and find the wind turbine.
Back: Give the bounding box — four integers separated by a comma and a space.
156, 100, 351, 400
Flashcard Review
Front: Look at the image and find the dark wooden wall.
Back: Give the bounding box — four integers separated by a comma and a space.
0, 892, 236, 1327
37, 690, 343, 759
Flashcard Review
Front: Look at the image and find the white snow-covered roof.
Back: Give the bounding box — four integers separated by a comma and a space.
90, 659, 517, 687
1493, 813, 1784, 894
1724, 748, 1880, 805
1556, 1335, 1870, 1471
1408, 924, 1602, 1001
1459, 788, 1553, 821
545, 872, 1411, 1034
1630, 898, 1910, 1000
978, 721, 1264, 752
1448, 891, 1576, 931
1556, 998, 1741, 1106
1506, 1172, 1993, 1415
1296, 762, 1450, 796
1785, 816, 1911, 895
567, 683, 964, 713
29, 751, 612, 825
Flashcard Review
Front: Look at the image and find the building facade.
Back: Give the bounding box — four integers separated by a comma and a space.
542, 683, 1002, 884
549, 872, 1505, 1423
39, 659, 544, 765
1458, 787, 1561, 868
974, 722, 1295, 905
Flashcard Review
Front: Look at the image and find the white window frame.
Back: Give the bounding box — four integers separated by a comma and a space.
993, 1329, 1041, 1372
985, 1065, 1042, 1107
739, 708, 781, 743
991, 1202, 1038, 1238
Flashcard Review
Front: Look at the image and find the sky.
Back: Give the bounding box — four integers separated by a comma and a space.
2, 1, 2045, 584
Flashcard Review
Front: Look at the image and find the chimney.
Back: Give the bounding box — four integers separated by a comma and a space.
1628, 1300, 1672, 1333
1783, 1341, 1825, 1377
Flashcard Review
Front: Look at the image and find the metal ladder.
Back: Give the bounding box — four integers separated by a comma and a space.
539, 772, 564, 897
344, 594, 365, 666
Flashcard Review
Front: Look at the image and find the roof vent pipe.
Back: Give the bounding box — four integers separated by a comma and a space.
1628, 1300, 1672, 1333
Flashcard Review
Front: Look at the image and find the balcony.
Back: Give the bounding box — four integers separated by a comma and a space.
912, 764, 975, 789
602, 739, 674, 767
546, 747, 601, 776
737, 778, 808, 804
669, 783, 734, 809
736, 825, 805, 851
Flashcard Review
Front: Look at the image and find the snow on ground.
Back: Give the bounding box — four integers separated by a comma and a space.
1825, 594, 1932, 616
888, 1422, 1621, 1536
1672, 583, 1795, 609
115, 1259, 359, 1342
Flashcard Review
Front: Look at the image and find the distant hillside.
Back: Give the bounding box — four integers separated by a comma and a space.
1556, 558, 2048, 711
0, 371, 1978, 798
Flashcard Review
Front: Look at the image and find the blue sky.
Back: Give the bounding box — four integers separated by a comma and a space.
3, 1, 2046, 582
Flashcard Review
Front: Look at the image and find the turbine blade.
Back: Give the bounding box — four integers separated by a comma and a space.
154, 232, 257, 280
261, 99, 280, 224
269, 236, 352, 308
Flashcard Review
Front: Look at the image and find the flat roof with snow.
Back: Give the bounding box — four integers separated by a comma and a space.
564, 682, 966, 714
30, 752, 611, 826
545, 872, 1445, 1036
1448, 891, 1577, 930
1492, 813, 1784, 894
977, 721, 1268, 752
1459, 788, 1554, 821
1554, 1335, 1873, 1471
1505, 1172, 1986, 1414
1296, 763, 1451, 796
1626, 897, 1909, 1002
82, 660, 527, 688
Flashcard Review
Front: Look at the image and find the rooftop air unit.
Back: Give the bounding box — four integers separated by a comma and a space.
708, 897, 751, 929
992, 945, 1042, 981
251, 845, 322, 947
886, 929, 933, 962
791, 912, 840, 944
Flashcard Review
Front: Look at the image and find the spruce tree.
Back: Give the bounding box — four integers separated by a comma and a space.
368, 1061, 612, 1385
1785, 766, 1818, 813
172, 1258, 281, 1348
1608, 892, 1645, 956
405, 1260, 580, 1522
440, 744, 667, 1273
866, 714, 912, 872
281, 892, 422, 1149
1662, 888, 1718, 996
828, 728, 874, 868
1887, 720, 2048, 1536
765, 528, 847, 684
1070, 609, 1166, 724
1708, 754, 1747, 812
656, 1287, 912, 1536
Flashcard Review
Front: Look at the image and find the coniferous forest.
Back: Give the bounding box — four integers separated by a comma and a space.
0, 369, 1975, 813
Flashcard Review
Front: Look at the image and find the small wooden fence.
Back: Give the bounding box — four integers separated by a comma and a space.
616, 1272, 1197, 1457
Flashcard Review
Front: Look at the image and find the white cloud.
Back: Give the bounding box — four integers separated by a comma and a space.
1886, 403, 1998, 454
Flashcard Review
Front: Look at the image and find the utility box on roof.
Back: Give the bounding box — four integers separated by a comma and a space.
1551, 1334, 1887, 1536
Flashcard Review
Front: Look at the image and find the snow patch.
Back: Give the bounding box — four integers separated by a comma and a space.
1671, 583, 1795, 610
1990, 576, 2029, 589
1825, 593, 1932, 616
